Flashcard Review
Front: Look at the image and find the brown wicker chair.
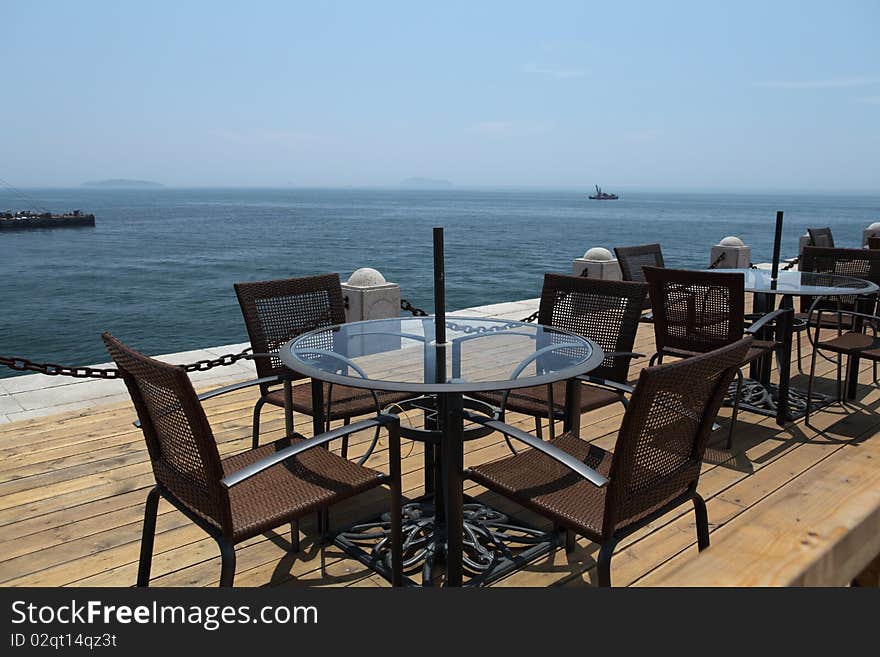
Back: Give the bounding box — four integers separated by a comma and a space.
464, 337, 751, 587
614, 243, 664, 319
643, 267, 791, 448
469, 274, 647, 442
805, 308, 880, 423
807, 227, 835, 248
226, 273, 411, 456
795, 247, 880, 375
103, 332, 403, 587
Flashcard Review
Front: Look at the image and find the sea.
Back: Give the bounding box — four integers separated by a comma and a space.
1, 187, 878, 376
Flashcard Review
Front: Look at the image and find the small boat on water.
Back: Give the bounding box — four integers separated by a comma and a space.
0, 209, 96, 230
588, 185, 618, 200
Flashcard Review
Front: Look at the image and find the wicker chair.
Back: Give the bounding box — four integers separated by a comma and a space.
103, 332, 403, 587
643, 267, 791, 448
614, 243, 664, 317
796, 247, 880, 373
226, 274, 411, 457
464, 338, 751, 587
469, 274, 647, 442
805, 308, 880, 423
807, 227, 835, 248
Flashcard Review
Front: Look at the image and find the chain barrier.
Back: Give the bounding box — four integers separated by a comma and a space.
400, 298, 428, 317
782, 257, 799, 271
520, 311, 539, 323
0, 346, 254, 380
708, 251, 726, 269
446, 320, 523, 335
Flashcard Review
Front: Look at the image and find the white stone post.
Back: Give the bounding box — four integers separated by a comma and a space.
340, 268, 401, 357
862, 222, 880, 247
572, 247, 621, 279
341, 268, 401, 322
709, 236, 751, 269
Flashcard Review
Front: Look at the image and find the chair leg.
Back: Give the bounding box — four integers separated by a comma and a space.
796, 330, 805, 375
693, 494, 710, 551
341, 416, 351, 459
596, 540, 617, 587
251, 397, 267, 450
218, 540, 236, 587
559, 527, 576, 554
805, 342, 820, 426
534, 416, 543, 440
727, 369, 744, 450
136, 486, 161, 587
290, 520, 300, 553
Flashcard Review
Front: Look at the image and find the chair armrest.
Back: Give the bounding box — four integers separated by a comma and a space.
576, 375, 635, 395
221, 414, 399, 489
746, 307, 792, 335
462, 411, 608, 487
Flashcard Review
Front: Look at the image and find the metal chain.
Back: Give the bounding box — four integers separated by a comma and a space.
782, 257, 799, 271
0, 346, 254, 380
708, 251, 726, 269
400, 298, 428, 317
446, 320, 522, 335
520, 310, 539, 323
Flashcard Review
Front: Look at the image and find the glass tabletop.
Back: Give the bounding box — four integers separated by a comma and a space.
280, 315, 605, 393
708, 268, 879, 297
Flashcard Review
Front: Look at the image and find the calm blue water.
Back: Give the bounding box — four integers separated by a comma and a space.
1, 188, 878, 375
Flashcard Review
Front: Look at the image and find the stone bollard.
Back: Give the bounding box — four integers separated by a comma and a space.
709, 236, 751, 269
341, 268, 401, 357
572, 247, 621, 279
341, 267, 401, 322
863, 222, 880, 247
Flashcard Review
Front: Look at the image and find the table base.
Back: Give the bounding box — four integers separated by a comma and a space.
332, 498, 559, 587
726, 378, 832, 422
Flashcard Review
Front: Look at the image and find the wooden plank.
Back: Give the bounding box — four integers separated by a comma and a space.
647, 431, 880, 586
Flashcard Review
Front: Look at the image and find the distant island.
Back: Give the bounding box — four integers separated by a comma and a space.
81, 179, 164, 188
398, 177, 453, 189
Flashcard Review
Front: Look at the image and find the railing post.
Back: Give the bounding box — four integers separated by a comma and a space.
341, 268, 401, 322
572, 247, 621, 279
863, 222, 880, 247
710, 236, 751, 269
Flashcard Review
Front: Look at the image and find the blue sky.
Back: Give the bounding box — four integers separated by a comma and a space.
2, 1, 878, 190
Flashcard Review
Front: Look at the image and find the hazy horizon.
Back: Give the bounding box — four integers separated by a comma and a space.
3, 1, 878, 192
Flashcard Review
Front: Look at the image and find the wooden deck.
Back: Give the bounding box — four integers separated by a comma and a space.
1, 306, 879, 588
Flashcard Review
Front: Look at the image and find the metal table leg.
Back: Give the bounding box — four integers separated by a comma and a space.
439, 392, 464, 587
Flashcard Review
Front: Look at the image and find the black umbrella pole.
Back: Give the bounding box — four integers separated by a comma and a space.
433, 226, 446, 345
771, 210, 783, 281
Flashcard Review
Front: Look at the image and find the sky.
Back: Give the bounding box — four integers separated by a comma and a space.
2, 1, 878, 191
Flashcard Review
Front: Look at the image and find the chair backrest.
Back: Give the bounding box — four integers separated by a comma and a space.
799, 246, 880, 313
538, 273, 648, 383
614, 243, 664, 310
868, 236, 880, 251
234, 274, 347, 390
644, 267, 745, 355
808, 227, 834, 248
102, 333, 229, 532
603, 337, 751, 538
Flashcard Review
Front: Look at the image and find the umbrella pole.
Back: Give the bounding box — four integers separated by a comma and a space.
433, 226, 447, 384
771, 210, 784, 283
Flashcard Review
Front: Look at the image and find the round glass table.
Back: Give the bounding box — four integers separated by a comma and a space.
709, 268, 878, 423
712, 268, 879, 298
281, 316, 604, 587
